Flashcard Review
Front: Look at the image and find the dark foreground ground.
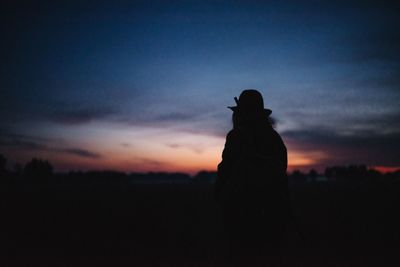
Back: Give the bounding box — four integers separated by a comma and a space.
1, 179, 400, 266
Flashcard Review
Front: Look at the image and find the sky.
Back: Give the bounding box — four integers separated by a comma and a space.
1, 0, 399, 174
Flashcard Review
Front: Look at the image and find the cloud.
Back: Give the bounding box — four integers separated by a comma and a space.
350, 30, 400, 64
0, 138, 47, 150
340, 28, 400, 92
114, 106, 204, 126
356, 71, 400, 92
57, 148, 101, 159
50, 107, 117, 125
110, 106, 228, 137
166, 143, 180, 149
49, 97, 208, 130
166, 143, 204, 154
134, 157, 167, 168
282, 128, 400, 167
153, 112, 197, 122
0, 131, 49, 150
0, 131, 101, 159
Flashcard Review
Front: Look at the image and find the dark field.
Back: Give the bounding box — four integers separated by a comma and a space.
1, 179, 400, 266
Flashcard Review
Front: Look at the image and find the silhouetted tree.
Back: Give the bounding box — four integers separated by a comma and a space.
14, 163, 23, 175
24, 158, 53, 183
0, 154, 6, 173
324, 167, 333, 179
324, 164, 381, 182
291, 170, 306, 182
192, 171, 217, 184
366, 168, 382, 182
308, 169, 318, 182
383, 170, 400, 181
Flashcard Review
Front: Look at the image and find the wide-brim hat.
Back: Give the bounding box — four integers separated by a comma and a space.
228, 89, 272, 116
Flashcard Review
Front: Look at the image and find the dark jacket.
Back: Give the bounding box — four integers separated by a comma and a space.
216, 119, 289, 215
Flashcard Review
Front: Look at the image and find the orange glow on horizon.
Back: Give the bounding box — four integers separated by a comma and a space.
370, 166, 400, 173
286, 149, 327, 171
50, 141, 327, 175
9, 123, 394, 176
44, 126, 224, 175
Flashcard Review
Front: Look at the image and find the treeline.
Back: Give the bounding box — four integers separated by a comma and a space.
1, 154, 399, 186
290, 165, 400, 183
0, 155, 217, 186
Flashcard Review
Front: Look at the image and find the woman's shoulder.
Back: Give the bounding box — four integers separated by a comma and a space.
225, 129, 241, 144
225, 129, 254, 149
226, 129, 241, 139
270, 129, 287, 150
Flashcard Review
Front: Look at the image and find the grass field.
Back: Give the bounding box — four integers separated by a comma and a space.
1, 179, 399, 266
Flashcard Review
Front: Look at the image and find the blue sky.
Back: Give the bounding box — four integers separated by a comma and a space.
1, 1, 399, 173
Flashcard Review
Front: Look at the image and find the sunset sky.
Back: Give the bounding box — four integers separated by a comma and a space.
1, 1, 399, 174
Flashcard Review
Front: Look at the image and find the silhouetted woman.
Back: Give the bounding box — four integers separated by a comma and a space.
215, 89, 290, 265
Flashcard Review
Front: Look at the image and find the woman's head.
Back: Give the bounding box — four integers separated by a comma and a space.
229, 89, 274, 129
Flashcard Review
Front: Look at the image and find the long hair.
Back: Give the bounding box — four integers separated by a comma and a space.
232, 110, 275, 130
